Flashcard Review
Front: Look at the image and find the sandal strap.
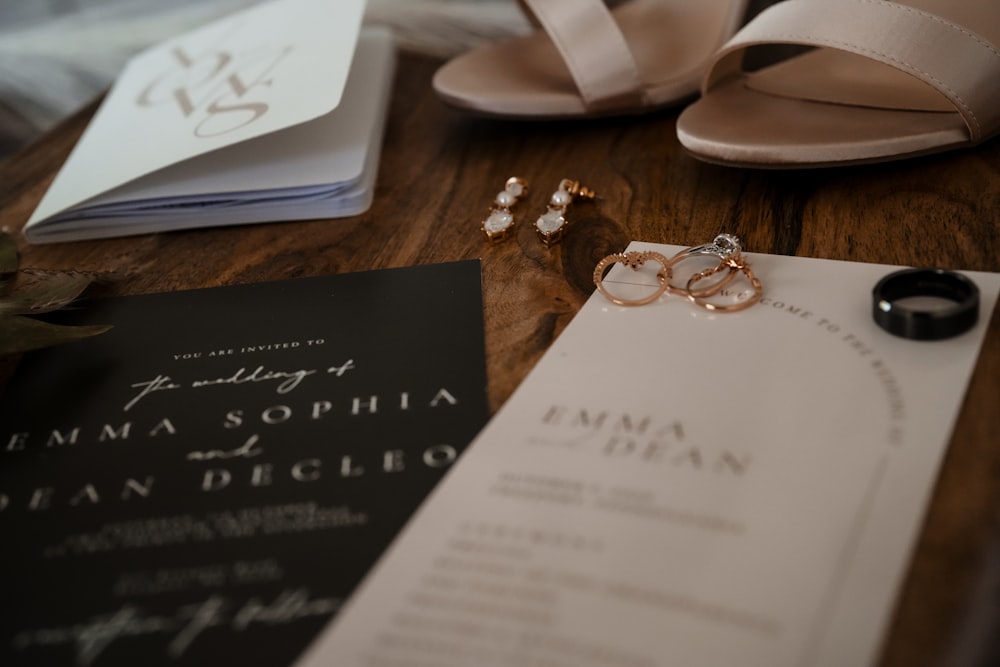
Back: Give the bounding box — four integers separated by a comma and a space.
705, 0, 1000, 142
519, 0, 646, 110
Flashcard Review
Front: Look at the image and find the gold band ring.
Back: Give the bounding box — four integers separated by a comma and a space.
686, 258, 763, 312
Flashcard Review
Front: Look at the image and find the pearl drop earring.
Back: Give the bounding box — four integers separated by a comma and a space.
481, 177, 528, 243
534, 179, 597, 247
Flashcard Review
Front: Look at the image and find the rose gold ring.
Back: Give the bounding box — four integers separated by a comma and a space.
665, 233, 743, 297
686, 257, 763, 312
593, 251, 672, 307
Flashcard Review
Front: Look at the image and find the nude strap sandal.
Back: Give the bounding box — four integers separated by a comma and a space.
676, 0, 1000, 168
432, 0, 751, 118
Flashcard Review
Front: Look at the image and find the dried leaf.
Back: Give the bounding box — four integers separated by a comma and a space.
0, 315, 113, 356
0, 271, 95, 316
0, 232, 19, 295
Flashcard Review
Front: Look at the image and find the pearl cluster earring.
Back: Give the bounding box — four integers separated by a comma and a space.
480, 177, 597, 246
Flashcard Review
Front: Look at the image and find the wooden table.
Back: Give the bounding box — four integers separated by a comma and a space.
1, 46, 998, 667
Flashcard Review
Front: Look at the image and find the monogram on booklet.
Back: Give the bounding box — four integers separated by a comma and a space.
0, 261, 490, 666
23, 0, 392, 244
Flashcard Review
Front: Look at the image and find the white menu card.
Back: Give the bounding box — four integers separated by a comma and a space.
295, 242, 1000, 667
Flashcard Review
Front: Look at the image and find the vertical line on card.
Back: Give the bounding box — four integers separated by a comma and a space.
797, 455, 889, 667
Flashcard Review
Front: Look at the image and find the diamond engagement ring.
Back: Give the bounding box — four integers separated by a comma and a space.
664, 233, 744, 297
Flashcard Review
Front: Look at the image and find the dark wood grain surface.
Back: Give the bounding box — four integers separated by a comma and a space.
1, 47, 998, 667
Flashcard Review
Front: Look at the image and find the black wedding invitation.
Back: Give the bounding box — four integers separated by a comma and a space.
0, 260, 489, 666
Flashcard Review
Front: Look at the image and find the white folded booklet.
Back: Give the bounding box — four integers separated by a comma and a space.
294, 242, 999, 667
24, 0, 394, 244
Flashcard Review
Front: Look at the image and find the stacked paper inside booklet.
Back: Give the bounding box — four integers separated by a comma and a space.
295, 243, 1000, 667
24, 0, 393, 244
